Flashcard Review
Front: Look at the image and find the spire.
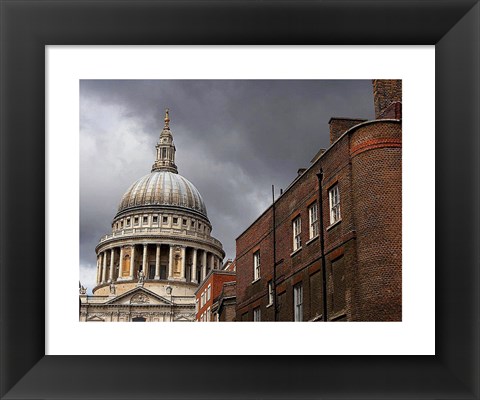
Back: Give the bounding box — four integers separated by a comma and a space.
151, 108, 178, 173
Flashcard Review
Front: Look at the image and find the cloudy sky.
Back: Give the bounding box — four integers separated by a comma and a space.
80, 80, 375, 292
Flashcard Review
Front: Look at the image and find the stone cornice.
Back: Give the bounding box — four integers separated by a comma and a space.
81, 303, 194, 309
114, 204, 210, 224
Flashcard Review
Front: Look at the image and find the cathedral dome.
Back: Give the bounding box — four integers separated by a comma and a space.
91, 109, 224, 314
117, 170, 207, 217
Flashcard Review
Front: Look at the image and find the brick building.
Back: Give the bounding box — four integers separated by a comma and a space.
195, 261, 236, 322
211, 280, 237, 322
235, 79, 402, 322
210, 259, 236, 321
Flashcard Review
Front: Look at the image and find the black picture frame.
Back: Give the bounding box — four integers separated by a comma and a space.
1, 1, 479, 399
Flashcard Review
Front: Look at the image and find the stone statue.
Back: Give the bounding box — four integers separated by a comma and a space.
138, 270, 145, 284
109, 281, 116, 294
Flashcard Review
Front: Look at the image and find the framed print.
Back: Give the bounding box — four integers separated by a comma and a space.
1, 1, 479, 399
48, 48, 434, 356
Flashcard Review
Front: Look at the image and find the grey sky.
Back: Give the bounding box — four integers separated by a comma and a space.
80, 80, 374, 292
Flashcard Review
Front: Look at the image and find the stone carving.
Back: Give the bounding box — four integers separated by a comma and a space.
131, 293, 149, 304
109, 281, 116, 294
87, 314, 105, 322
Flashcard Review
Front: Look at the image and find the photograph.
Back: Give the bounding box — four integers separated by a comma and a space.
79, 79, 402, 323
2, 0, 478, 397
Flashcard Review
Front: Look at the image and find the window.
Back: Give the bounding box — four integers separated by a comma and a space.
162, 216, 168, 224
195, 299, 199, 313
309, 203, 319, 239
173, 217, 178, 224
268, 281, 274, 306
161, 147, 167, 158
160, 265, 167, 280
201, 292, 205, 307
152, 216, 158, 224
207, 284, 211, 301
253, 251, 261, 281
294, 283, 303, 322
207, 307, 211, 322
120, 221, 124, 228
329, 185, 341, 224
293, 217, 302, 251
134, 217, 139, 225
253, 307, 261, 322
191, 221, 195, 228
183, 218, 187, 226
126, 218, 131, 227
143, 216, 148, 224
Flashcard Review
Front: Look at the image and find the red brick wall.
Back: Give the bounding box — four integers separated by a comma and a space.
196, 272, 235, 321
218, 282, 237, 322
350, 120, 402, 321
236, 208, 274, 319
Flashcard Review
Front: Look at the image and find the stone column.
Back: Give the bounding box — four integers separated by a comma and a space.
180, 246, 186, 280
129, 245, 136, 280
109, 248, 115, 282
118, 246, 124, 279
155, 244, 161, 279
191, 248, 198, 283
101, 251, 107, 283
142, 244, 148, 276
209, 252, 214, 272
202, 251, 207, 281
96, 255, 101, 284
168, 245, 173, 279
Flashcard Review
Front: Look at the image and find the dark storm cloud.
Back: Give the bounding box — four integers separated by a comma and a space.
80, 80, 374, 291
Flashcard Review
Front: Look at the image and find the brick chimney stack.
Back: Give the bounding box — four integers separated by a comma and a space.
372, 79, 402, 119
329, 117, 367, 144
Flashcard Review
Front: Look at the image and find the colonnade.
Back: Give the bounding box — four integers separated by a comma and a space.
95, 243, 222, 286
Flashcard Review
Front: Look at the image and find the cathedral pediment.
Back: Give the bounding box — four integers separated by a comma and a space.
106, 286, 173, 306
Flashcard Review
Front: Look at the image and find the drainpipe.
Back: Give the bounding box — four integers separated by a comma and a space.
272, 185, 277, 321
316, 170, 328, 322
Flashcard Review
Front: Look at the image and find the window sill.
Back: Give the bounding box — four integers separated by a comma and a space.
329, 310, 347, 321
266, 303, 273, 308
251, 277, 261, 284
290, 247, 302, 257
326, 219, 342, 231
306, 235, 319, 246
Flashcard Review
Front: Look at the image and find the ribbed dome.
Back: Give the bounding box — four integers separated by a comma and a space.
117, 171, 207, 217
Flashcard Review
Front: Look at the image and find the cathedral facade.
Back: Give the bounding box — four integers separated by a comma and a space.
80, 110, 225, 322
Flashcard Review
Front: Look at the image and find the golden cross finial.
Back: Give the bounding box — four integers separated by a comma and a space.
164, 108, 170, 128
